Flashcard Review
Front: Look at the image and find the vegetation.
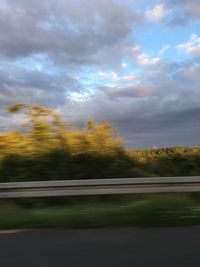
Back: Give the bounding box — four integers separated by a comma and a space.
0, 103, 200, 182
0, 103, 200, 229
1, 193, 200, 229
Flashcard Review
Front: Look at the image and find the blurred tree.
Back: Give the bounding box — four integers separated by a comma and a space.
1, 103, 199, 182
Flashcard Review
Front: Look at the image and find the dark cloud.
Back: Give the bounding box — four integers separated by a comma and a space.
60, 60, 200, 148
119, 107, 200, 148
0, 58, 82, 108
100, 84, 154, 99
167, 0, 200, 25
0, 0, 136, 65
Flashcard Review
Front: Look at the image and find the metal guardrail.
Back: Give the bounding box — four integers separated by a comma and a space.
0, 177, 200, 198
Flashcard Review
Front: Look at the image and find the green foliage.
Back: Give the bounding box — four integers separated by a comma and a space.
128, 147, 200, 177
1, 193, 200, 229
0, 103, 200, 182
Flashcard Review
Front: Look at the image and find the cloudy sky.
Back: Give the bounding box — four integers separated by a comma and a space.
0, 0, 200, 148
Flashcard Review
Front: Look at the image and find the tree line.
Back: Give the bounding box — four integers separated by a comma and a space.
0, 103, 200, 182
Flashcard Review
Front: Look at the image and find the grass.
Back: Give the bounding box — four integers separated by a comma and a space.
1, 193, 200, 229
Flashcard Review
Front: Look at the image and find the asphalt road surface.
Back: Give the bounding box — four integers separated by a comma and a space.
0, 227, 200, 267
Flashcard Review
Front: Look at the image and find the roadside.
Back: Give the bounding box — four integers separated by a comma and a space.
1, 193, 200, 229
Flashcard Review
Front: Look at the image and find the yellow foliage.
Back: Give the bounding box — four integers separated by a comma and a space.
3, 104, 124, 157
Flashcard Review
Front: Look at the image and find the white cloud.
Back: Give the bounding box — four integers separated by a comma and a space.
68, 91, 92, 103
98, 71, 136, 83
137, 53, 160, 65
145, 4, 168, 21
131, 45, 160, 66
159, 44, 170, 55
98, 71, 120, 81
121, 63, 127, 69
177, 34, 200, 55
121, 73, 136, 82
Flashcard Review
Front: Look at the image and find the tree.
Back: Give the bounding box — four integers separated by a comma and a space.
5, 103, 66, 153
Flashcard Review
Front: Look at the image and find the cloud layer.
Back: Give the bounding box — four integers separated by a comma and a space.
0, 0, 200, 148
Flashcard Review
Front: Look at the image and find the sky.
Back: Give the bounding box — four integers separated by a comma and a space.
0, 0, 200, 149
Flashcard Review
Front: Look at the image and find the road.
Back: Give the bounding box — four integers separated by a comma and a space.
0, 227, 200, 266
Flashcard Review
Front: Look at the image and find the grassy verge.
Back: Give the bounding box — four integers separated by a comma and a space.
1, 193, 200, 229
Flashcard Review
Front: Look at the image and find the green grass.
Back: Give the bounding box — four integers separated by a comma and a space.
1, 193, 200, 229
